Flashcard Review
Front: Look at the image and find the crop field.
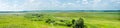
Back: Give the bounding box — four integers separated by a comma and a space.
0, 12, 120, 28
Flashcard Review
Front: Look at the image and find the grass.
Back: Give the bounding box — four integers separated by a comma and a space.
0, 12, 120, 28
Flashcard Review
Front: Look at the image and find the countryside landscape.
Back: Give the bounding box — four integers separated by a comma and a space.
0, 10, 120, 28
0, 0, 120, 28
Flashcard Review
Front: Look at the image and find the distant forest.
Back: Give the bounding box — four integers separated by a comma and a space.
0, 10, 120, 13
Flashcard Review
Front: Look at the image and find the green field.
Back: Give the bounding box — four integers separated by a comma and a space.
0, 12, 120, 28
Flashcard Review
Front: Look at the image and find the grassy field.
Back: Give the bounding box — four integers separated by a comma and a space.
0, 12, 120, 28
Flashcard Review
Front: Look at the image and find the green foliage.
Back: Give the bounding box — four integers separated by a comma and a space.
73, 18, 84, 28
0, 12, 120, 28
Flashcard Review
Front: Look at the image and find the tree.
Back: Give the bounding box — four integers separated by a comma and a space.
73, 18, 84, 28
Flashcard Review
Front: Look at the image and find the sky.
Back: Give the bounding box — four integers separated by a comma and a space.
0, 0, 120, 11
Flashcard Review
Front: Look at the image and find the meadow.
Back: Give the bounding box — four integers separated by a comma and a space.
0, 12, 120, 28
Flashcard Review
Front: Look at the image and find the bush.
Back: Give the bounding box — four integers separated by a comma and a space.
73, 18, 84, 28
24, 13, 44, 21
46, 19, 55, 24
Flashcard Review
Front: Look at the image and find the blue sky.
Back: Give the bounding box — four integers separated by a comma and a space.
0, 0, 120, 11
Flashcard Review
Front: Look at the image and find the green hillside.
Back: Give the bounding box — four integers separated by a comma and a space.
0, 12, 120, 28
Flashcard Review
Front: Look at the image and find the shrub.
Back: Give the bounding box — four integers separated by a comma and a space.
24, 13, 44, 21
73, 18, 84, 28
46, 19, 55, 24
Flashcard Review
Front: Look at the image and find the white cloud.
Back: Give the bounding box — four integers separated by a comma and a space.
29, 0, 35, 3
82, 2, 88, 5
92, 0, 102, 9
0, 0, 119, 11
76, 0, 80, 3
116, 2, 120, 3
0, 0, 24, 11
83, 0, 87, 1
82, 0, 89, 5
93, 0, 101, 4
